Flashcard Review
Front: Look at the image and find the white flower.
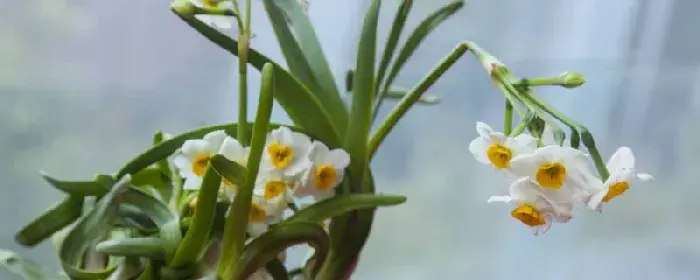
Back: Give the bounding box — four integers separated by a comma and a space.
190, 0, 236, 29
247, 195, 288, 237
261, 126, 312, 178
173, 130, 228, 190
469, 122, 537, 170
540, 125, 570, 147
509, 145, 602, 203
218, 136, 250, 199
488, 177, 573, 235
296, 141, 350, 199
587, 147, 654, 211
253, 173, 293, 214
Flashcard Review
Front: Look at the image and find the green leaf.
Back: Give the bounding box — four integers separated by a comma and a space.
264, 0, 348, 134
321, 0, 381, 278
170, 164, 221, 267
236, 223, 329, 280
0, 249, 69, 280
218, 63, 276, 279
15, 195, 84, 247
119, 187, 183, 262
171, 11, 342, 147
39, 172, 108, 197
95, 237, 166, 259
375, 0, 464, 116
59, 177, 132, 279
375, 0, 414, 96
284, 194, 406, 224
209, 154, 247, 187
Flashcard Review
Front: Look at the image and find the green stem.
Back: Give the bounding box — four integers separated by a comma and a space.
504, 100, 513, 135
509, 111, 534, 137
236, 0, 252, 145
368, 43, 468, 158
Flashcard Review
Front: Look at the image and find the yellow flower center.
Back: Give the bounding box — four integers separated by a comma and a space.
264, 180, 287, 199
602, 181, 629, 203
315, 165, 337, 190
192, 153, 211, 176
511, 203, 546, 227
249, 203, 267, 223
267, 142, 294, 169
535, 162, 567, 189
486, 144, 512, 169
201, 0, 217, 8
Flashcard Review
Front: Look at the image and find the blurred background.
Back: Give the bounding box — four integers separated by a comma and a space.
2, 0, 700, 279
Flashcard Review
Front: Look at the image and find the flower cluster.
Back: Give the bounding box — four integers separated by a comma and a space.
173, 126, 349, 236
470, 122, 654, 235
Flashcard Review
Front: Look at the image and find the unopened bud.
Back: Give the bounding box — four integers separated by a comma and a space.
170, 0, 197, 17
527, 117, 546, 138
557, 71, 585, 88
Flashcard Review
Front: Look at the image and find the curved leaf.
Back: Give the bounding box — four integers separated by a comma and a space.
236, 223, 329, 280
59, 177, 132, 279
39, 172, 108, 196
375, 0, 464, 116
264, 259, 289, 280
131, 167, 170, 192
171, 10, 342, 147
385, 89, 440, 104
284, 194, 406, 224
263, 0, 348, 133
170, 164, 221, 267
0, 249, 69, 280
209, 154, 246, 187
95, 237, 166, 259
119, 188, 183, 262
15, 195, 84, 247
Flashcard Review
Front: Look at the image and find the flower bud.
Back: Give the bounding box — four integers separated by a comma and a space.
556, 71, 585, 88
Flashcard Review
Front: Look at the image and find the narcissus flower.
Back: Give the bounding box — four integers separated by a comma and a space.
189, 0, 236, 29
261, 126, 312, 178
253, 174, 293, 212
508, 145, 601, 200
296, 141, 350, 199
469, 122, 537, 170
247, 195, 287, 237
488, 177, 573, 235
173, 130, 227, 190
587, 147, 654, 211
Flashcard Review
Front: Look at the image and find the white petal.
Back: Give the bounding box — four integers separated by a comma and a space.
606, 147, 636, 172
172, 154, 192, 176
248, 223, 269, 238
636, 173, 654, 182
587, 189, 608, 212
218, 137, 247, 162
327, 149, 350, 169
476, 122, 494, 138
183, 177, 203, 190
181, 139, 214, 159
189, 0, 204, 8
277, 126, 294, 144
309, 141, 330, 164
486, 195, 513, 204
291, 130, 312, 148
508, 152, 542, 178
508, 177, 541, 203
468, 137, 492, 164
510, 133, 537, 155
210, 16, 234, 29
203, 130, 228, 147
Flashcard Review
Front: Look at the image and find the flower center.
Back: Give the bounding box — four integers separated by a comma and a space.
315, 165, 337, 190
192, 153, 211, 176
486, 144, 512, 169
267, 142, 294, 168
602, 181, 629, 202
249, 203, 267, 223
511, 203, 546, 227
535, 162, 567, 189
264, 180, 287, 199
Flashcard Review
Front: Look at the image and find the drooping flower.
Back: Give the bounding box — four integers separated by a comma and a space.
587, 147, 654, 211
488, 177, 573, 235
217, 136, 250, 199
296, 141, 350, 199
189, 0, 236, 29
508, 145, 602, 202
261, 126, 312, 178
469, 122, 537, 170
173, 130, 228, 190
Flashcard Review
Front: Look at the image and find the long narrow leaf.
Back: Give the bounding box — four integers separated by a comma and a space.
95, 237, 166, 259
39, 172, 108, 197
236, 223, 329, 280
0, 249, 69, 280
15, 195, 84, 247
374, 1, 464, 118
284, 194, 406, 224
265, 0, 348, 133
375, 0, 414, 96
